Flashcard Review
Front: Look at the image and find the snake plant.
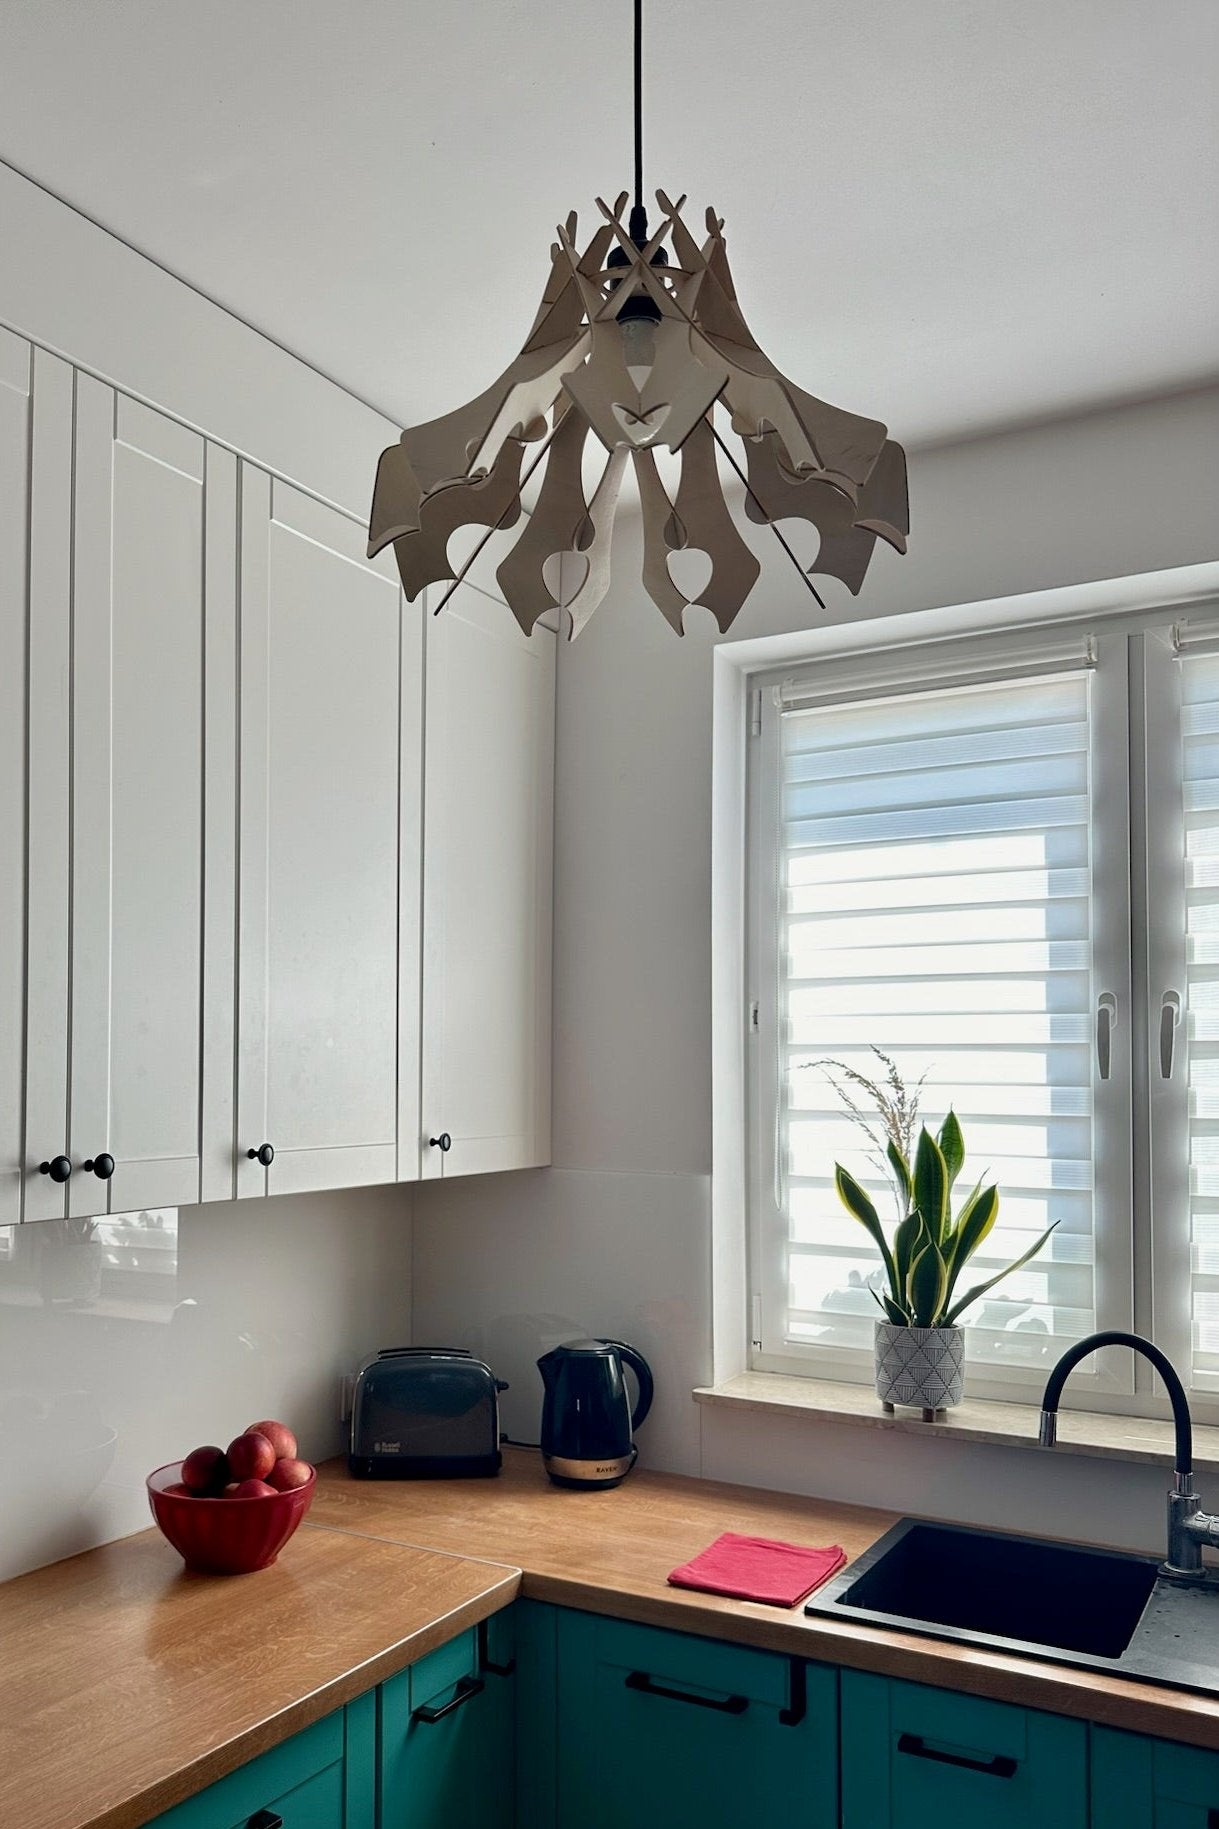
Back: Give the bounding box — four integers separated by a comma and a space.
832, 1104, 1057, 1329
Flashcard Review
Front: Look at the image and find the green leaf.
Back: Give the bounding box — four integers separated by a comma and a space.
892, 1209, 924, 1287
937, 1110, 965, 1189
834, 1165, 898, 1298
941, 1181, 998, 1309
882, 1293, 911, 1325
909, 1238, 949, 1326
944, 1221, 1060, 1326
886, 1138, 912, 1204
912, 1127, 950, 1246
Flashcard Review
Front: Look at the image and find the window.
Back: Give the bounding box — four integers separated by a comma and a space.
746, 607, 1219, 1410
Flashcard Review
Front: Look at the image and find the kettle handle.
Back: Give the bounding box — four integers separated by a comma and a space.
604, 1340, 654, 1432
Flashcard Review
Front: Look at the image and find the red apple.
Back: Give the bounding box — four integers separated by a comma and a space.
246, 1418, 297, 1461
181, 1444, 228, 1493
227, 1430, 276, 1482
267, 1456, 313, 1492
231, 1478, 277, 1498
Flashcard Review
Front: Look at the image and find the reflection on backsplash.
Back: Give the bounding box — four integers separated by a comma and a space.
0, 1185, 413, 1582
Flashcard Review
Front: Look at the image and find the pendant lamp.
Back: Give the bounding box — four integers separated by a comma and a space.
368, 2, 908, 638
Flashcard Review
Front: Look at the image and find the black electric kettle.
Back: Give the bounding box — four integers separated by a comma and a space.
537, 1338, 654, 1489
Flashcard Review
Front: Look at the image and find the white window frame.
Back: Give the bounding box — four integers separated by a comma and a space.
719, 569, 1219, 1419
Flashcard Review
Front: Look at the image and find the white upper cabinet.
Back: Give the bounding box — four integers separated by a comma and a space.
234, 468, 421, 1199
66, 380, 221, 1218
0, 330, 33, 1227
421, 586, 554, 1178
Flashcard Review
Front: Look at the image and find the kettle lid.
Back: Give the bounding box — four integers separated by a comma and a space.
555, 1338, 617, 1355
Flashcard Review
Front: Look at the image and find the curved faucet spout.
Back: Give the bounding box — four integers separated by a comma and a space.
1039, 1330, 1193, 1476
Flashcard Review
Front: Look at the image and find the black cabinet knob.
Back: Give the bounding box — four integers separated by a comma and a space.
38, 1155, 72, 1183
429, 1132, 452, 1152
247, 1143, 275, 1166
83, 1153, 115, 1180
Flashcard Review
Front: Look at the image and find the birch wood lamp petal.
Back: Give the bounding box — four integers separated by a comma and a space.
368, 5, 908, 638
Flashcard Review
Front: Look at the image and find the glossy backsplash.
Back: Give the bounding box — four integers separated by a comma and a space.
0, 1184, 412, 1580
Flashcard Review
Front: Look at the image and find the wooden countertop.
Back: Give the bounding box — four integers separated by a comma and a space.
311, 1447, 1219, 1752
0, 1521, 518, 1829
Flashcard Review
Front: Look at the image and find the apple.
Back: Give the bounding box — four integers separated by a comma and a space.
246, 1418, 297, 1461
227, 1430, 276, 1482
231, 1478, 277, 1498
267, 1457, 313, 1492
181, 1444, 228, 1493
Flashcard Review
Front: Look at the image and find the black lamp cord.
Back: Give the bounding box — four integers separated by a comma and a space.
629, 0, 647, 241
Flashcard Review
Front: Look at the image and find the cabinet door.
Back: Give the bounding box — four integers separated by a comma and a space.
379, 1619, 515, 1829
67, 380, 221, 1216
0, 328, 32, 1227
1093, 1725, 1219, 1826
421, 585, 553, 1178
556, 1611, 837, 1829
21, 348, 74, 1222
147, 1695, 373, 1829
236, 468, 419, 1197
842, 1670, 1087, 1829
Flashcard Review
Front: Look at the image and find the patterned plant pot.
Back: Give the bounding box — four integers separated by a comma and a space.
874, 1322, 965, 1416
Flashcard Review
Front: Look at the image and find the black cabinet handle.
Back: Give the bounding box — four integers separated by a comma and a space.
245, 1813, 283, 1829
428, 1132, 452, 1152
247, 1144, 274, 1166
779, 1659, 806, 1726
39, 1156, 72, 1183
624, 1671, 748, 1715
1207, 1813, 1219, 1829
83, 1153, 115, 1179
412, 1674, 484, 1723
897, 1733, 1017, 1779
477, 1616, 516, 1677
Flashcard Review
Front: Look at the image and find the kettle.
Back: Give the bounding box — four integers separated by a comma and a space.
537, 1338, 654, 1489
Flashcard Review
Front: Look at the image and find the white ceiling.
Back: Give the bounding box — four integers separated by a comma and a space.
1, 0, 1215, 447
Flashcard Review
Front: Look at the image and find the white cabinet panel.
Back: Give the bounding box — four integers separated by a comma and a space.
0, 329, 31, 1227
22, 349, 74, 1223
236, 469, 414, 1197
67, 380, 217, 1217
421, 586, 554, 1179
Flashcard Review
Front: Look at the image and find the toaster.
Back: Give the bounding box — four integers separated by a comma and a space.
348, 1348, 506, 1478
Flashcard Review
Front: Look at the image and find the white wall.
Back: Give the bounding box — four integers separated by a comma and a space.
413, 383, 1219, 1549
0, 1186, 413, 1581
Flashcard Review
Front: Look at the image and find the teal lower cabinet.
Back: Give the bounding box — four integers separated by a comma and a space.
1094, 1725, 1219, 1826
841, 1670, 1088, 1829
379, 1614, 516, 1829
148, 1691, 375, 1829
553, 1610, 837, 1829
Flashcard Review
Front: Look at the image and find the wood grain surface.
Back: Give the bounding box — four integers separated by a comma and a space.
0, 1522, 518, 1829
312, 1447, 1219, 1749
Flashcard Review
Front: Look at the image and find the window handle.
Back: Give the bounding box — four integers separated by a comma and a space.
1159, 990, 1182, 1080
1096, 991, 1118, 1081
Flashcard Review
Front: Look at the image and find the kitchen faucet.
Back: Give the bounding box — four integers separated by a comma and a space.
1039, 1329, 1219, 1582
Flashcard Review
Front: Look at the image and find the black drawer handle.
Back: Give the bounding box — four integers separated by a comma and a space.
83, 1153, 115, 1179
897, 1732, 1017, 1779
625, 1670, 748, 1715
429, 1132, 452, 1152
247, 1143, 274, 1166
412, 1674, 484, 1723
246, 1813, 283, 1829
39, 1156, 72, 1183
477, 1616, 516, 1677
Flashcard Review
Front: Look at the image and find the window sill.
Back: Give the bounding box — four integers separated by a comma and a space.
693, 1372, 1219, 1476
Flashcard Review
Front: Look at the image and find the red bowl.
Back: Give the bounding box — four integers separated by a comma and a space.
147, 1461, 316, 1574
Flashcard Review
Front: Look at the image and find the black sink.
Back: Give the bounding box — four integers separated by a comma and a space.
806, 1517, 1219, 1694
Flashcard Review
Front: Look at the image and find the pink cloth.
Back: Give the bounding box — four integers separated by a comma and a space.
667, 1531, 847, 1608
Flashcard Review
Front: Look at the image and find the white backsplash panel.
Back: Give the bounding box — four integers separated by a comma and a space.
0, 1184, 412, 1581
